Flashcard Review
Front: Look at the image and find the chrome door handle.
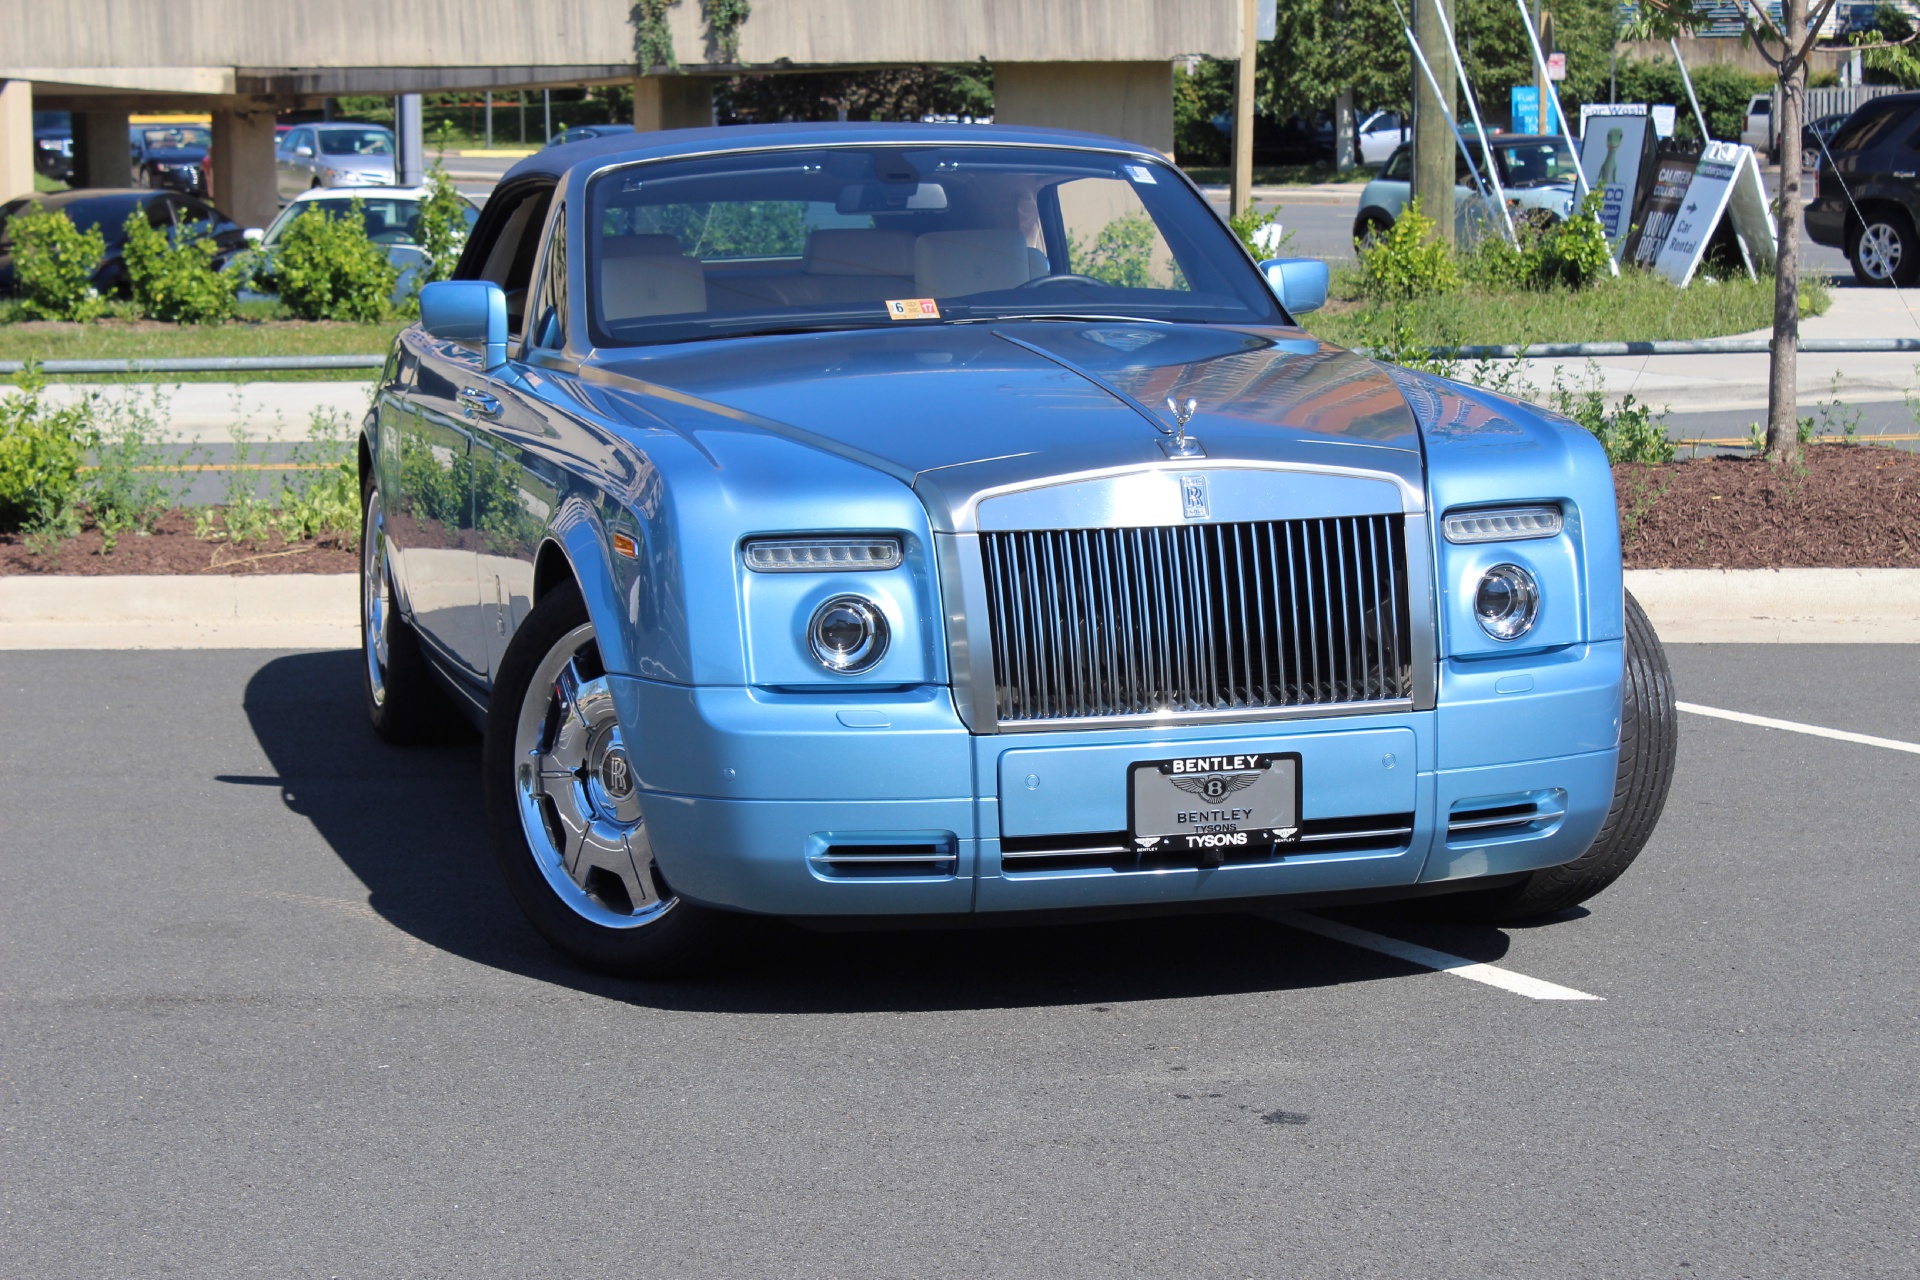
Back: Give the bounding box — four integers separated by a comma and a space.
458, 387, 502, 419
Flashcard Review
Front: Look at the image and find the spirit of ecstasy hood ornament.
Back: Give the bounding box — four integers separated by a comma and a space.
1160, 397, 1204, 459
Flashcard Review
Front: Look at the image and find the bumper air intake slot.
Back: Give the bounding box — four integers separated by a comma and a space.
1446, 790, 1567, 845
808, 833, 959, 879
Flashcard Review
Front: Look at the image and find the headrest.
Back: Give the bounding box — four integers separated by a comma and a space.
600, 252, 707, 321
913, 229, 1037, 298
602, 233, 687, 259
803, 228, 916, 277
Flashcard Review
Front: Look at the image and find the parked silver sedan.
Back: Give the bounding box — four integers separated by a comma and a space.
276, 123, 396, 200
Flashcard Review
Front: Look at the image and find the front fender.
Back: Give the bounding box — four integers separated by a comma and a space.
546, 496, 637, 677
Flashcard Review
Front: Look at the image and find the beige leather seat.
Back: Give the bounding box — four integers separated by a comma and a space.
600, 238, 707, 321
913, 229, 1038, 297
803, 228, 917, 280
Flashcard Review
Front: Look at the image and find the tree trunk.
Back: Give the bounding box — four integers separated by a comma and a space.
1765, 0, 1807, 465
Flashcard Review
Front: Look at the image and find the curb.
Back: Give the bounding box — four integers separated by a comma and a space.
1624, 568, 1920, 643
0, 574, 358, 649
3, 570, 1917, 650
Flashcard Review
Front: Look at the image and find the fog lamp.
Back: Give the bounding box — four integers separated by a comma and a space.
808, 595, 889, 673
1474, 564, 1539, 641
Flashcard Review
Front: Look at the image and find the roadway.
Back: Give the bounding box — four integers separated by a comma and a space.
2, 643, 1916, 1275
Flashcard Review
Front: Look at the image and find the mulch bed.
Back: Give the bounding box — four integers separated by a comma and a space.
1617, 444, 1920, 569
4, 446, 1915, 577
0, 509, 357, 576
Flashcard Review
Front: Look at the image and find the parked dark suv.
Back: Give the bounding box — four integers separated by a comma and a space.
1806, 92, 1920, 286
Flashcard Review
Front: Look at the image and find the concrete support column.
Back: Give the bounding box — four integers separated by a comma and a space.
211, 109, 279, 231
993, 62, 1174, 157
71, 110, 132, 188
0, 80, 32, 202
633, 76, 715, 132
396, 93, 424, 186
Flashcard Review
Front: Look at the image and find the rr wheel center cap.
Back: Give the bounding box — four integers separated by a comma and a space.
598, 747, 635, 801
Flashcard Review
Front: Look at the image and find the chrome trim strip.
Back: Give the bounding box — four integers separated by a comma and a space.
989, 697, 1417, 734
1447, 809, 1566, 833
1296, 825, 1415, 843
811, 852, 958, 864
1405, 512, 1438, 712
934, 531, 998, 734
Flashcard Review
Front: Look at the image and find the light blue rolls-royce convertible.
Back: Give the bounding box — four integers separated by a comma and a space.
359, 123, 1675, 975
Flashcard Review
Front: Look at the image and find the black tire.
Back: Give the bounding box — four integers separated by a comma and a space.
1427, 591, 1678, 924
1850, 210, 1919, 288
1353, 213, 1392, 247
360, 473, 457, 743
483, 579, 727, 977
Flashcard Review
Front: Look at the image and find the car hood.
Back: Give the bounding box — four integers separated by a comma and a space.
584, 321, 1423, 530
142, 148, 205, 163
323, 154, 394, 171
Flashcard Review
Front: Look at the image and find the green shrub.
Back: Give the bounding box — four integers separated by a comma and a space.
86, 386, 183, 551
1550, 364, 1674, 464
415, 165, 470, 287
0, 371, 97, 536
1357, 198, 1459, 302
1532, 194, 1615, 291
121, 210, 237, 324
274, 199, 399, 322
272, 411, 360, 548
8, 209, 108, 321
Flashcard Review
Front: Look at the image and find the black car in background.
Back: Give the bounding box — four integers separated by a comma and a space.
0, 189, 246, 298
1806, 92, 1920, 286
130, 124, 212, 195
31, 112, 72, 181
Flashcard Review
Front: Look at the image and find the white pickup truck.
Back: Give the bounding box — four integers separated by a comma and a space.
1740, 93, 1775, 158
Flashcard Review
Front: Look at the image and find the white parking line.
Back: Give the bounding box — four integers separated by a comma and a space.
1268, 910, 1603, 1001
1678, 702, 1920, 756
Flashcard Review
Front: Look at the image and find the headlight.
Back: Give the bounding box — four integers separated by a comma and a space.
745, 535, 901, 573
1443, 504, 1562, 544
1474, 564, 1539, 641
807, 595, 889, 673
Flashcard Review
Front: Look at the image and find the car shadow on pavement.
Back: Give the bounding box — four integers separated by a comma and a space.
244, 651, 1509, 1014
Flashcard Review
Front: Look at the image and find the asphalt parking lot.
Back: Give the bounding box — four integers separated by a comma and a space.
3, 643, 1917, 1277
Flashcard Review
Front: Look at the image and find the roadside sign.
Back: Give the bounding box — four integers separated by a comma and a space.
1547, 52, 1567, 81
1512, 86, 1540, 136
1624, 147, 1699, 269
1650, 141, 1776, 286
1579, 111, 1653, 252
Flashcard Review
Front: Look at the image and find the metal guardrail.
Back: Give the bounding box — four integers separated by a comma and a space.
2, 338, 1916, 376
1418, 338, 1920, 360
0, 354, 387, 374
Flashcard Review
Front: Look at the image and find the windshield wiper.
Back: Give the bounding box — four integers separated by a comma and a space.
948, 313, 1172, 325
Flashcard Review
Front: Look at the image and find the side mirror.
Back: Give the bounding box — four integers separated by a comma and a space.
294, 145, 313, 158
242, 228, 264, 244
1260, 257, 1330, 317
420, 280, 509, 370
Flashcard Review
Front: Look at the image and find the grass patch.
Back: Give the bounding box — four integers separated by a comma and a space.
0, 311, 402, 382
1182, 163, 1377, 186
1305, 267, 1831, 348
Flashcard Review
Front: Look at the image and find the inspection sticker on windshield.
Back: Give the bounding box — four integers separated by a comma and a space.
1124, 164, 1158, 184
886, 298, 941, 320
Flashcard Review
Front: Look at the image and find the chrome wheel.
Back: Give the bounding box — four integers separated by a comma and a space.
362, 489, 393, 708
513, 622, 674, 929
1857, 221, 1903, 282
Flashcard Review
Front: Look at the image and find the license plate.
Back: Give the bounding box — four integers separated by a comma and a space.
1128, 753, 1301, 856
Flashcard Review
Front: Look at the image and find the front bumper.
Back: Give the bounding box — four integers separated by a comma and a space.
610, 640, 1623, 917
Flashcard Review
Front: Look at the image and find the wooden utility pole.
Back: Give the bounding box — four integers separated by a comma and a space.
1232, 0, 1257, 217
1412, 0, 1457, 240
1534, 5, 1553, 131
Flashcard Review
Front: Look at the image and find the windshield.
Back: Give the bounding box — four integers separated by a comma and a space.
266, 195, 477, 247
1495, 139, 1576, 187
139, 127, 210, 151
584, 145, 1284, 348
318, 129, 393, 157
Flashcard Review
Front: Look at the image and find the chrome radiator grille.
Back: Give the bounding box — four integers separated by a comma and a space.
979, 515, 1412, 724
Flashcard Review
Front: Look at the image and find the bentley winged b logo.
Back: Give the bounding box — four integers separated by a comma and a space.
1169, 771, 1260, 804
